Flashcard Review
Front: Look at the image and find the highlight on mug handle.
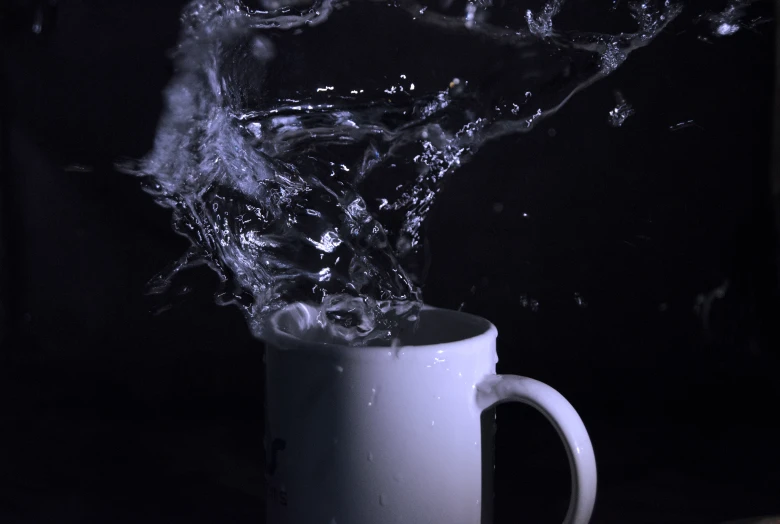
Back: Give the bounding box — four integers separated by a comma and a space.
476, 374, 597, 524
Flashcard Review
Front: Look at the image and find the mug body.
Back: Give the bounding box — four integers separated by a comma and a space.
264, 306, 498, 524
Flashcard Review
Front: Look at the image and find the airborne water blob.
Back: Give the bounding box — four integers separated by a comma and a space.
120, 0, 688, 344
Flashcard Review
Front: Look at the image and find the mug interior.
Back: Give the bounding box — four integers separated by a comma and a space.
266, 303, 494, 348
396, 307, 493, 346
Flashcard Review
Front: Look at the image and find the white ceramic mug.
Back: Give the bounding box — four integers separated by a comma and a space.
263, 305, 597, 524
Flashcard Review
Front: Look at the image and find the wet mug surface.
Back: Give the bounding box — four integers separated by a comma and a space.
262, 305, 597, 524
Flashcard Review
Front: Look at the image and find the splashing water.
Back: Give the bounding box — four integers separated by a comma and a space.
120, 0, 693, 344
699, 0, 759, 37
525, 0, 563, 38
608, 92, 635, 128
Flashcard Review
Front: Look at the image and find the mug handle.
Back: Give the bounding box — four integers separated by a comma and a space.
476, 375, 597, 524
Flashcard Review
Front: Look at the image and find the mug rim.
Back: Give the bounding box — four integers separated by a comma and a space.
262, 304, 497, 354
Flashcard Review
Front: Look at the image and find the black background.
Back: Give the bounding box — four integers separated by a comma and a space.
1, 0, 780, 523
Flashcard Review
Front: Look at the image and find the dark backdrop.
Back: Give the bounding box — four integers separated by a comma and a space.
1, 1, 779, 523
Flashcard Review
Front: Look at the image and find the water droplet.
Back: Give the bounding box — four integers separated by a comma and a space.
391, 338, 403, 358
525, 1, 560, 38
64, 164, 94, 173
251, 36, 276, 61
31, 7, 43, 34
519, 294, 540, 312
368, 387, 377, 407
669, 120, 698, 132
716, 22, 739, 36
379, 494, 387, 506
608, 92, 635, 127
334, 365, 344, 373
367, 452, 374, 462
574, 292, 588, 308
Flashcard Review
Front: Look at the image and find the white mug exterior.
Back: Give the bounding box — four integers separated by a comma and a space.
263, 306, 596, 524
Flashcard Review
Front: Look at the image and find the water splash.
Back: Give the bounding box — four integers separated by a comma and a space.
574, 292, 588, 308
694, 279, 729, 336
525, 0, 563, 38
519, 294, 540, 312
121, 0, 685, 343
699, 0, 758, 37
670, 119, 701, 132
608, 92, 635, 127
